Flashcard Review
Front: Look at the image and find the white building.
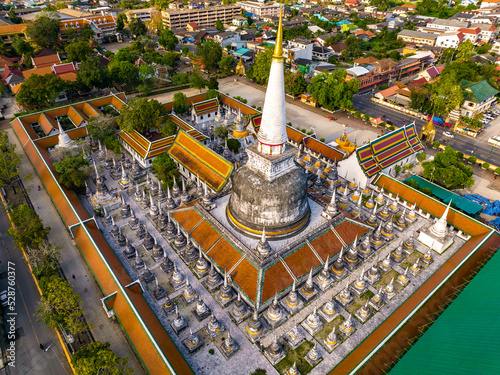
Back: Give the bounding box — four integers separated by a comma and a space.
283, 37, 313, 63
236, 1, 280, 17
425, 18, 469, 32
210, 31, 243, 49
460, 80, 499, 118
435, 31, 464, 49
476, 23, 498, 43
458, 27, 481, 44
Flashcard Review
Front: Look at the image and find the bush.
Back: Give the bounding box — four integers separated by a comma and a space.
251, 104, 256, 109
432, 141, 440, 148
380, 122, 386, 127
227, 138, 241, 152
421, 187, 432, 195
257, 106, 261, 111
362, 114, 370, 121
468, 155, 477, 164
354, 110, 361, 118
482, 162, 490, 169
209, 348, 215, 355
388, 125, 395, 131
320, 137, 325, 142
417, 152, 426, 162
395, 165, 402, 174
379, 84, 389, 90
495, 167, 500, 175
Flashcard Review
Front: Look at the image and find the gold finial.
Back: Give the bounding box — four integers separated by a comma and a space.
273, 5, 283, 61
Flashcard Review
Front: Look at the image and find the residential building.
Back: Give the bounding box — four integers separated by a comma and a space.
32, 53, 61, 68
232, 15, 248, 26
397, 29, 438, 46
491, 40, 500, 53
0, 66, 23, 91
0, 24, 27, 51
60, 15, 117, 42
417, 66, 442, 81
425, 18, 469, 32
312, 46, 334, 61
480, 0, 500, 8
208, 31, 243, 49
458, 27, 481, 44
460, 80, 499, 117
236, 1, 280, 17
435, 31, 465, 49
476, 23, 498, 42
283, 37, 313, 63
126, 7, 157, 23
162, 5, 241, 29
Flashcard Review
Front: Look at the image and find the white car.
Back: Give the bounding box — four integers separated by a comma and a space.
443, 131, 454, 138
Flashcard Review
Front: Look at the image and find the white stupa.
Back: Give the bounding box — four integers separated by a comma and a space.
417, 200, 455, 254
57, 120, 76, 148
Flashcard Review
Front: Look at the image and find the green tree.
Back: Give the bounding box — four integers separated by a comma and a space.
227, 138, 241, 152
85, 115, 120, 153
422, 146, 474, 189
181, 46, 189, 55
163, 51, 180, 67
64, 27, 78, 42
158, 28, 178, 50
246, 46, 273, 85
457, 39, 474, 62
116, 13, 127, 32
341, 36, 364, 61
16, 74, 66, 109
37, 275, 86, 335
80, 24, 95, 41
207, 76, 219, 90
72, 341, 132, 375
29, 243, 60, 280
129, 17, 147, 37
409, 86, 433, 114
159, 118, 178, 137
196, 40, 222, 71
173, 92, 189, 114
54, 154, 90, 192
65, 41, 93, 62
117, 97, 168, 132
25, 12, 60, 48
12, 36, 34, 56
430, 78, 463, 117
309, 70, 360, 110
205, 89, 220, 101
215, 19, 224, 32
77, 56, 112, 90
7, 204, 50, 250
285, 71, 307, 97
151, 153, 179, 188
0, 130, 23, 190
219, 54, 234, 73
109, 60, 139, 86
190, 71, 208, 91
8, 8, 22, 24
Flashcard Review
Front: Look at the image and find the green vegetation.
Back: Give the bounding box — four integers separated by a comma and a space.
275, 341, 314, 375
159, 118, 178, 138
54, 154, 90, 192
309, 70, 360, 110
227, 139, 241, 152
246, 46, 273, 85
417, 152, 427, 162
77, 56, 112, 91
468, 155, 477, 164
173, 92, 189, 114
16, 74, 67, 110
482, 162, 490, 169
72, 341, 132, 375
129, 17, 147, 37
0, 130, 24, 190
285, 71, 307, 97
85, 115, 120, 153
158, 28, 178, 51
197, 40, 223, 71
7, 204, 51, 250
151, 153, 180, 189
117, 97, 167, 132
25, 12, 61, 48
422, 146, 474, 189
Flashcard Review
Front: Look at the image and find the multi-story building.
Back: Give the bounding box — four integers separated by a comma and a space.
476, 23, 498, 42
424, 18, 469, 32
435, 31, 465, 49
236, 1, 280, 17
458, 27, 481, 44
283, 37, 313, 63
162, 5, 241, 29
397, 29, 438, 46
208, 31, 243, 49
126, 7, 157, 23
60, 15, 117, 42
460, 80, 499, 117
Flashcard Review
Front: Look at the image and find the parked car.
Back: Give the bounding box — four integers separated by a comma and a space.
443, 131, 454, 138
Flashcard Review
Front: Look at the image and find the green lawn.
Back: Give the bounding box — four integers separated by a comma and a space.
345, 290, 374, 316
314, 315, 345, 343
276, 341, 314, 375
400, 250, 422, 270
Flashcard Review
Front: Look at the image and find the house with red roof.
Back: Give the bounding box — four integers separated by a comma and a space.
435, 31, 465, 49
0, 66, 24, 90
458, 27, 481, 44
32, 53, 61, 68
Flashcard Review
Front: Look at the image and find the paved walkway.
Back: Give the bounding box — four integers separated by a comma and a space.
5, 129, 146, 374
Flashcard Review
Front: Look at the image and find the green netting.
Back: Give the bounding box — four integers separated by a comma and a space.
405, 176, 483, 215
390, 245, 500, 375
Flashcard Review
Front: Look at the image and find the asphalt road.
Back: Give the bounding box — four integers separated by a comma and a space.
352, 93, 500, 167
0, 207, 71, 375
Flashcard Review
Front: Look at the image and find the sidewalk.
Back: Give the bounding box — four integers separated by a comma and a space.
6, 128, 146, 374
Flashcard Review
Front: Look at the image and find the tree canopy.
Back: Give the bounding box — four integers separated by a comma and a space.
72, 341, 132, 375
422, 146, 474, 189
172, 92, 189, 114
129, 18, 147, 37
77, 56, 112, 90
158, 29, 178, 51
26, 12, 61, 48
117, 97, 168, 132
86, 115, 120, 152
309, 70, 359, 110
66, 41, 93, 62
246, 46, 273, 85
16, 74, 66, 109
196, 40, 223, 71
219, 55, 235, 74
108, 60, 140, 86
37, 275, 87, 335
285, 71, 307, 97
7, 204, 50, 250
152, 153, 179, 189
54, 154, 90, 192
0, 130, 23, 190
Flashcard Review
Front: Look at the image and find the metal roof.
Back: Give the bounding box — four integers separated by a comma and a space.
390, 244, 500, 375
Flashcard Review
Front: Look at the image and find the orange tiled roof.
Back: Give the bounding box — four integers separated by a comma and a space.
261, 261, 294, 303
283, 244, 322, 279
190, 220, 221, 251
208, 238, 242, 272
192, 98, 218, 116
231, 258, 258, 302
168, 131, 233, 192
309, 229, 343, 260
170, 209, 203, 232
32, 54, 61, 68
0, 24, 26, 35
303, 137, 345, 162
22, 66, 52, 80
286, 126, 307, 143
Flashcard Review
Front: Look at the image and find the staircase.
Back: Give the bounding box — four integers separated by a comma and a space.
448, 108, 462, 123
